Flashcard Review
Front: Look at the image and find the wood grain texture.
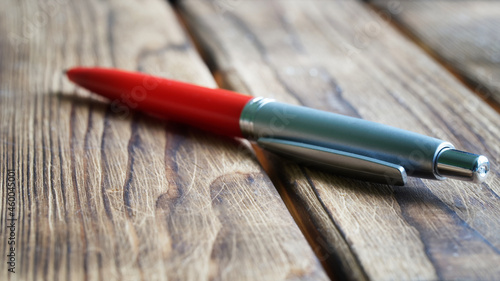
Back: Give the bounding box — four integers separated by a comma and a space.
0, 0, 328, 280
371, 0, 500, 106
180, 0, 500, 280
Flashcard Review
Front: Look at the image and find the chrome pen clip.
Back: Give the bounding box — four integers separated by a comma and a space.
257, 138, 407, 185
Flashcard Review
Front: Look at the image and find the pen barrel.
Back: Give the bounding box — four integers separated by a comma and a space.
240, 99, 453, 179
67, 67, 253, 137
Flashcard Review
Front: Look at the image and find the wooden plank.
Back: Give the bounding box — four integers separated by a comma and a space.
371, 0, 500, 106
0, 0, 328, 280
179, 1, 500, 280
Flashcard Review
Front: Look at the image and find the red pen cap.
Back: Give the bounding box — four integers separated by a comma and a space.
66, 67, 253, 137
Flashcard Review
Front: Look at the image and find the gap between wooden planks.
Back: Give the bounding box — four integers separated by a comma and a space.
179, 0, 500, 280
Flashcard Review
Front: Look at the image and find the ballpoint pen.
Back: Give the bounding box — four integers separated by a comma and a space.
66, 67, 490, 186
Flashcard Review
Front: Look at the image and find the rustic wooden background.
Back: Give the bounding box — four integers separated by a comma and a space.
1, 0, 500, 280
371, 0, 500, 107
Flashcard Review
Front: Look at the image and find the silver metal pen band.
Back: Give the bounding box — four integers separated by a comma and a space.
239, 97, 274, 139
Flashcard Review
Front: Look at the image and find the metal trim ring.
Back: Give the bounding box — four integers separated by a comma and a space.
239, 97, 274, 139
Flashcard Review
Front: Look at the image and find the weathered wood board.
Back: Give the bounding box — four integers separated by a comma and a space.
371, 0, 500, 106
180, 0, 500, 280
0, 0, 328, 280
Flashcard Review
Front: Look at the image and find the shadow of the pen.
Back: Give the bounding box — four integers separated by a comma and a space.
307, 164, 445, 204
57, 91, 110, 110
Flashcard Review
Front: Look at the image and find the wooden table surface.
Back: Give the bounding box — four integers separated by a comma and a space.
372, 0, 500, 108
1, 0, 499, 280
